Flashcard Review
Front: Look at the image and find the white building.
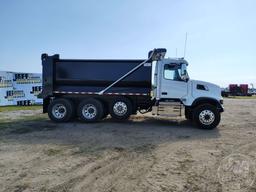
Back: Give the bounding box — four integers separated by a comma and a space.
0, 71, 42, 106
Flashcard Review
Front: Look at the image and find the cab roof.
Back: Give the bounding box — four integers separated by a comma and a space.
162, 58, 189, 66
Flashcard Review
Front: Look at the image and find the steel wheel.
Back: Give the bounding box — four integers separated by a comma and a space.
109, 97, 132, 120
52, 104, 67, 119
82, 104, 97, 120
199, 110, 215, 125
48, 98, 74, 122
77, 98, 104, 122
113, 101, 128, 116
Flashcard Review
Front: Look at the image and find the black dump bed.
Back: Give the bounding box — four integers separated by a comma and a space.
41, 54, 152, 98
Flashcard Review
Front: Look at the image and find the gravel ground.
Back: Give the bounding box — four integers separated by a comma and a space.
0, 99, 256, 192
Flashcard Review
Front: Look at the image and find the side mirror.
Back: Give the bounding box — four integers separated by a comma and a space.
181, 64, 189, 81
181, 71, 188, 81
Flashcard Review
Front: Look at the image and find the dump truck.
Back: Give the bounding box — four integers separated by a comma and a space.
40, 48, 224, 129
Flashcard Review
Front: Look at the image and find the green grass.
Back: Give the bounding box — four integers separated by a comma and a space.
43, 148, 63, 156
227, 95, 256, 99
0, 115, 53, 133
0, 105, 42, 112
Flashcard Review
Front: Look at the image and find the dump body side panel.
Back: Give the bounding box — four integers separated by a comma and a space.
54, 59, 151, 94
42, 55, 152, 97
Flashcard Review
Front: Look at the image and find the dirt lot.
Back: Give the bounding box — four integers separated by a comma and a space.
0, 99, 256, 192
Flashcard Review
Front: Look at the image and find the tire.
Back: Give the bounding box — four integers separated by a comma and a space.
193, 104, 221, 129
101, 112, 108, 119
109, 97, 132, 120
77, 98, 104, 122
48, 98, 74, 122
185, 108, 193, 121
101, 106, 109, 119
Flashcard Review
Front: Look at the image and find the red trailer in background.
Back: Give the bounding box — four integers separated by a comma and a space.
229, 84, 238, 95
226, 84, 251, 96
240, 84, 248, 95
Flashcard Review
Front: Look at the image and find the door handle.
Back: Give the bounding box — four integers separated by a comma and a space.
161, 92, 167, 95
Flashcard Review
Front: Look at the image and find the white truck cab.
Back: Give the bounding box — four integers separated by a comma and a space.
152, 56, 224, 129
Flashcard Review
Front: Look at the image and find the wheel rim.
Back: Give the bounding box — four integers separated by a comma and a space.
199, 110, 215, 125
113, 101, 127, 116
52, 104, 67, 119
82, 104, 97, 119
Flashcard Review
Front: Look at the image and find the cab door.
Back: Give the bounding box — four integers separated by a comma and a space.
160, 64, 188, 99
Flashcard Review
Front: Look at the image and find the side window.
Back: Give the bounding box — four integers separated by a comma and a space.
164, 64, 181, 81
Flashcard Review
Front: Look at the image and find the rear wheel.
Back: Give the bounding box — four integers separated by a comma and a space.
77, 98, 103, 122
48, 98, 74, 122
101, 106, 109, 119
193, 104, 221, 129
109, 97, 132, 120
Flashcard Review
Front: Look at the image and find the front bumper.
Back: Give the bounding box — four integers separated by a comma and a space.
218, 100, 224, 112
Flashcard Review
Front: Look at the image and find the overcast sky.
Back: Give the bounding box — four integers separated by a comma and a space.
0, 0, 255, 87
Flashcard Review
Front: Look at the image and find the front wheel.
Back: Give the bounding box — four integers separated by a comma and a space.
193, 104, 221, 129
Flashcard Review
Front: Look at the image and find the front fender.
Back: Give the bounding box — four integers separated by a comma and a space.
191, 97, 224, 112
